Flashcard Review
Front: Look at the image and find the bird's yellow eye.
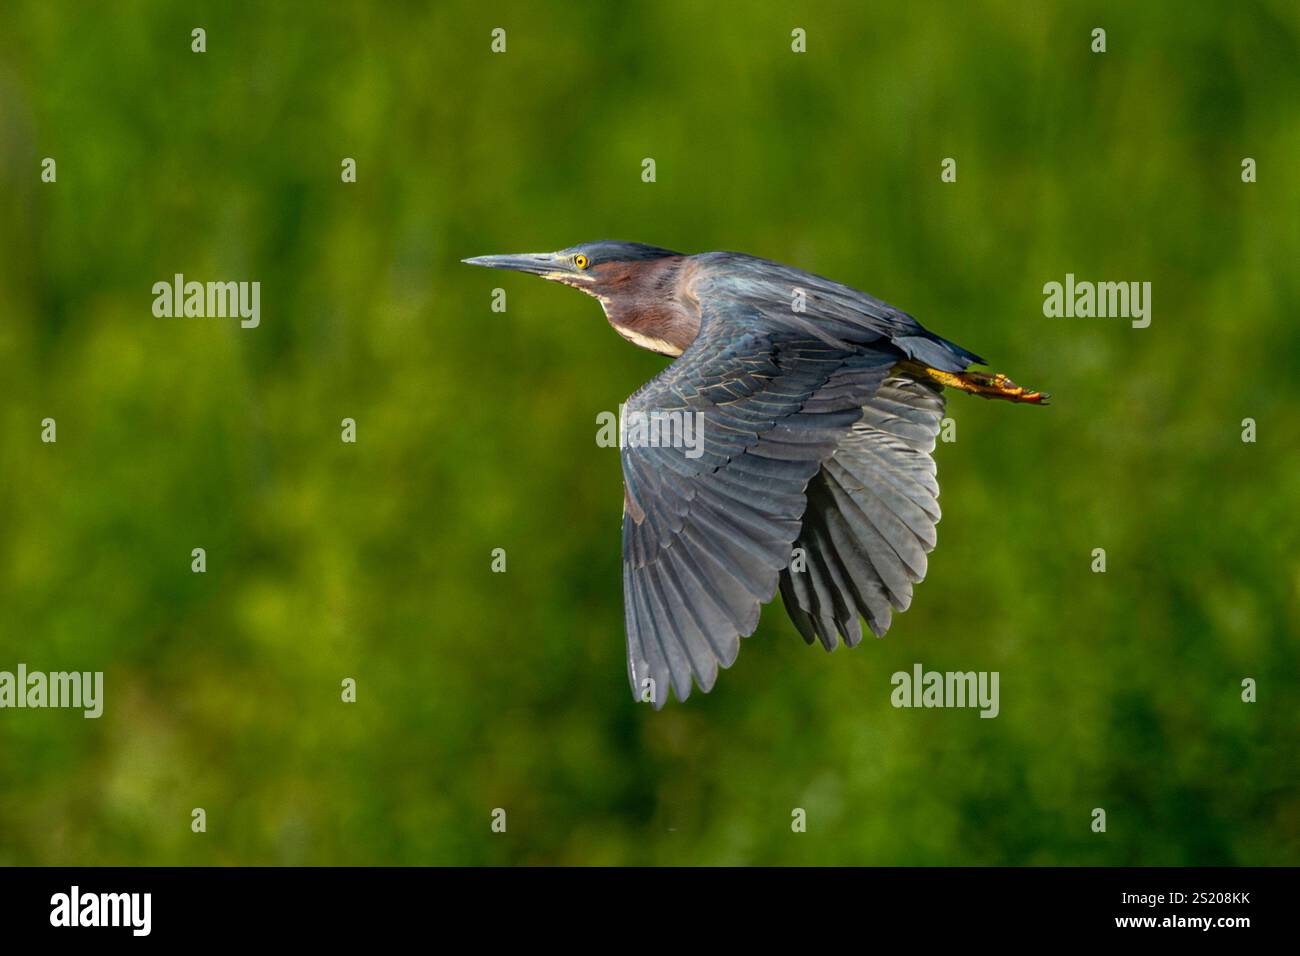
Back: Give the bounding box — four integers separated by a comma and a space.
574, 254, 589, 269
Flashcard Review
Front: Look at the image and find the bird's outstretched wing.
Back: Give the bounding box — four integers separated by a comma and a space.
779, 373, 946, 649
619, 258, 978, 707
620, 332, 893, 707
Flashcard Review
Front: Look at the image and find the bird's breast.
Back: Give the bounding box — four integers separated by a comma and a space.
612, 322, 686, 357
599, 297, 698, 358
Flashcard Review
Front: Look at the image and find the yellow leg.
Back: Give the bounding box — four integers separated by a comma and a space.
897, 361, 1049, 405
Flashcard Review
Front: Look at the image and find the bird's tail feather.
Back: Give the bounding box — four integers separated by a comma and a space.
894, 333, 985, 372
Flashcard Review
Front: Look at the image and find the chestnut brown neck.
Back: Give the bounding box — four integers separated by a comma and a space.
586, 256, 700, 357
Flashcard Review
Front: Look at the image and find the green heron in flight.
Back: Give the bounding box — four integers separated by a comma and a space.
465, 242, 1046, 708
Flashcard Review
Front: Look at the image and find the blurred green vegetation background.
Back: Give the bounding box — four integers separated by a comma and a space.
1, 0, 1297, 866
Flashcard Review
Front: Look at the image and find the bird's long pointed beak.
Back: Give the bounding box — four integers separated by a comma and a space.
461, 252, 566, 277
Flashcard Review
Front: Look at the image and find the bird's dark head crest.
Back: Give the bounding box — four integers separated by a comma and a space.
463, 241, 695, 356
462, 241, 681, 291
560, 241, 680, 268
